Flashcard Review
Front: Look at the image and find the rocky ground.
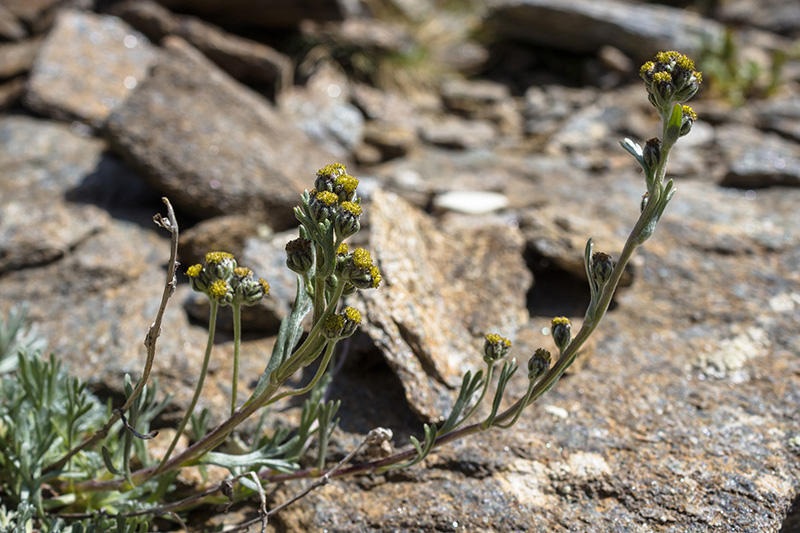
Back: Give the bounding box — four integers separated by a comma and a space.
1, 0, 800, 531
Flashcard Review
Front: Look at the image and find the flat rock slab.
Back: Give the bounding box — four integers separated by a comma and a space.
356, 189, 531, 421
105, 36, 339, 229
485, 0, 724, 62
25, 10, 156, 126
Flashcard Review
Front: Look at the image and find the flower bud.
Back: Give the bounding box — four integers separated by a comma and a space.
230, 267, 270, 305
340, 248, 382, 289
309, 190, 339, 224
340, 306, 362, 338
527, 348, 551, 381
483, 333, 511, 364
205, 251, 236, 282
315, 163, 348, 194
335, 201, 362, 240
551, 317, 572, 353
590, 252, 614, 287
680, 105, 698, 137
208, 279, 234, 306
286, 238, 314, 274
186, 263, 211, 294
643, 137, 661, 171
322, 306, 362, 340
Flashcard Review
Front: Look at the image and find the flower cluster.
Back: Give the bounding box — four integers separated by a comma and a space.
307, 164, 363, 241
186, 251, 269, 306
640, 51, 702, 112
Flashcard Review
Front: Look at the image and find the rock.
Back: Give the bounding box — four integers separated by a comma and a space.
0, 0, 62, 28
173, 17, 293, 96
361, 121, 418, 161
155, 0, 362, 29
105, 37, 339, 229
755, 95, 800, 144
0, 78, 25, 109
278, 62, 364, 159
25, 10, 156, 127
0, 4, 28, 41
355, 189, 531, 420
300, 18, 415, 55
440, 77, 522, 136
112, 1, 292, 96
716, 124, 800, 188
178, 215, 270, 268
419, 114, 496, 149
484, 0, 724, 63
107, 0, 177, 42
714, 0, 800, 38
0, 38, 41, 80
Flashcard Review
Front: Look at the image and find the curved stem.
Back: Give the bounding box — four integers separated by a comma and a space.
155, 300, 218, 475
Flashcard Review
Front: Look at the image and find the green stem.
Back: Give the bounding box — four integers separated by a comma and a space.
154, 300, 218, 475
231, 302, 241, 417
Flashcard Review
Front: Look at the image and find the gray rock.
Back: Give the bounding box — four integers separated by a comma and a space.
279, 62, 364, 158
484, 0, 724, 63
716, 124, 800, 188
105, 37, 339, 229
361, 121, 418, 161
155, 0, 362, 28
715, 0, 800, 38
25, 10, 156, 126
355, 189, 531, 420
419, 113, 496, 149
441, 77, 522, 136
178, 215, 271, 268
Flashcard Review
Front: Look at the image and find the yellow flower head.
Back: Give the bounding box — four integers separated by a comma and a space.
205, 251, 234, 264
187, 264, 203, 278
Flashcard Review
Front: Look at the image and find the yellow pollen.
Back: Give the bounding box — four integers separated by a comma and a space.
205, 251, 234, 264
209, 280, 229, 298
187, 264, 203, 278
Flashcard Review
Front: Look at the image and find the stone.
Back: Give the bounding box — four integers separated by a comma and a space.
105, 37, 339, 229
0, 4, 27, 41
155, 0, 362, 29
112, 0, 293, 95
178, 215, 270, 268
716, 124, 800, 188
440, 77, 522, 136
419, 114, 496, 149
361, 121, 418, 161
107, 0, 177, 43
278, 62, 364, 159
25, 10, 156, 126
355, 189, 532, 420
0, 78, 25, 109
714, 0, 800, 38
484, 0, 724, 63
0, 38, 41, 80
300, 18, 415, 55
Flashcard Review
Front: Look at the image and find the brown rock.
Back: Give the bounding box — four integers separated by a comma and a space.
0, 37, 41, 80
105, 37, 340, 228
155, 0, 361, 28
356, 189, 531, 420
